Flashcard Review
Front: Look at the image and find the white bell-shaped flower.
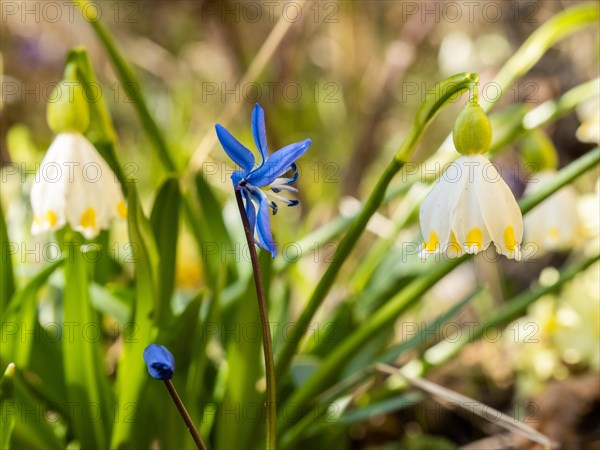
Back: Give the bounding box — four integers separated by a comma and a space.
31, 132, 126, 239
420, 154, 523, 260
523, 170, 579, 252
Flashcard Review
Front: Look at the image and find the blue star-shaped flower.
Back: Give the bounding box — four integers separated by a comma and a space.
215, 103, 311, 257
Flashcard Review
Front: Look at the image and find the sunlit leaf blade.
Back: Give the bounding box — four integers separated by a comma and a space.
276, 71, 479, 385
187, 172, 235, 289
150, 177, 181, 326
75, 0, 176, 172
484, 2, 600, 110
216, 252, 272, 449
0, 363, 16, 450
10, 373, 65, 450
64, 47, 126, 186
110, 184, 159, 449
60, 235, 112, 449
0, 201, 15, 314
280, 146, 600, 427
1, 259, 63, 369
276, 73, 479, 384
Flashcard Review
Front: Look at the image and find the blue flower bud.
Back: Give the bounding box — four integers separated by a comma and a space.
143, 344, 175, 380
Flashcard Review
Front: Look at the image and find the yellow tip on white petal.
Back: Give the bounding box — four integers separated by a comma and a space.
46, 210, 58, 227
447, 231, 463, 258
504, 225, 518, 251
466, 227, 483, 252
423, 230, 440, 252
80, 208, 97, 230
118, 200, 128, 219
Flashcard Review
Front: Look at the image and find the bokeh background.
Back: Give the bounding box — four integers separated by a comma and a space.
2, 1, 599, 449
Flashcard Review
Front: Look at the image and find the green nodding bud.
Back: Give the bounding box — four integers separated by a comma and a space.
452, 101, 492, 155
520, 129, 558, 172
47, 79, 90, 134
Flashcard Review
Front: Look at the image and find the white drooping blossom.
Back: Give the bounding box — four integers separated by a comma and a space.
420, 154, 523, 260
523, 170, 580, 253
31, 132, 126, 239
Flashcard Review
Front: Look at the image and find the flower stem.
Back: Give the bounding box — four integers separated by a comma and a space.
234, 189, 277, 450
163, 379, 208, 450
274, 73, 479, 383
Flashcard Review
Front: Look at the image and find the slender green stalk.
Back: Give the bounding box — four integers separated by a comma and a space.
275, 73, 479, 380
281, 250, 599, 448
274, 4, 599, 379
482, 2, 599, 111
276, 77, 600, 276
0, 363, 16, 450
520, 147, 599, 215
75, 1, 176, 172
234, 190, 277, 450
422, 253, 600, 369
0, 200, 15, 313
278, 146, 600, 424
163, 380, 208, 450
60, 233, 111, 449
275, 159, 402, 376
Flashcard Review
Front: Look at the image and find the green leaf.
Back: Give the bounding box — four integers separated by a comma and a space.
186, 172, 235, 289
89, 283, 131, 325
152, 296, 202, 449
275, 72, 479, 383
110, 184, 159, 449
279, 289, 481, 448
338, 392, 423, 426
423, 254, 600, 369
0, 363, 16, 450
10, 373, 66, 450
64, 47, 126, 186
60, 235, 113, 449
519, 147, 599, 214
483, 2, 600, 110
216, 253, 272, 450
1, 259, 63, 368
0, 201, 15, 314
75, 2, 176, 172
378, 289, 482, 364
215, 288, 263, 449
281, 147, 599, 422
150, 177, 181, 325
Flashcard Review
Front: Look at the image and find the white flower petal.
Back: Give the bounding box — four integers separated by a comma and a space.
475, 156, 523, 260
419, 159, 467, 256
451, 156, 492, 255
30, 133, 125, 239
524, 171, 579, 252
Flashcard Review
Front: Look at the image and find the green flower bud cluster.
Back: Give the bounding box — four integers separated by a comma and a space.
453, 88, 492, 155
46, 64, 90, 134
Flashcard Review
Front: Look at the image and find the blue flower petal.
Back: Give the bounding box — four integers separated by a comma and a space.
215, 124, 255, 172
231, 169, 246, 187
243, 190, 257, 238
143, 344, 175, 380
246, 139, 312, 187
251, 104, 268, 164
251, 190, 277, 258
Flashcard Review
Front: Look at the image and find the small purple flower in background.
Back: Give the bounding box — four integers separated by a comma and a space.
143, 344, 175, 380
215, 103, 311, 257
